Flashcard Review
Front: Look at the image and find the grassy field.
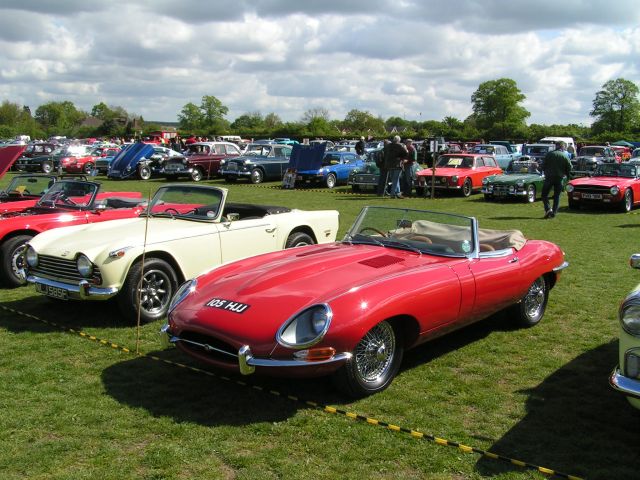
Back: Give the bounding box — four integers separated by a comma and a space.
1, 172, 639, 479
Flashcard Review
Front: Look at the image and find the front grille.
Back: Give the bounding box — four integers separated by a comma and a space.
573, 185, 610, 194
178, 330, 238, 364
491, 184, 511, 194
30, 254, 101, 283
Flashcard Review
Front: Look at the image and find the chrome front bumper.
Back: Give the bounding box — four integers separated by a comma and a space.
609, 366, 640, 399
27, 274, 119, 300
160, 324, 352, 375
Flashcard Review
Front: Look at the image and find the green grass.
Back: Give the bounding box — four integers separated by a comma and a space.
2, 172, 640, 479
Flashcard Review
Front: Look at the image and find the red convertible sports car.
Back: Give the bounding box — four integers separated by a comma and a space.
162, 206, 568, 397
566, 162, 640, 212
0, 179, 144, 287
416, 153, 502, 197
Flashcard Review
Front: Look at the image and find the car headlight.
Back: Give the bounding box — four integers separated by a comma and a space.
621, 301, 640, 336
611, 186, 620, 195
566, 184, 574, 193
516, 180, 524, 187
277, 304, 332, 349
451, 175, 458, 183
482, 177, 489, 184
244, 159, 252, 165
168, 278, 197, 314
220, 159, 226, 166
509, 185, 515, 193
76, 254, 93, 278
25, 245, 38, 268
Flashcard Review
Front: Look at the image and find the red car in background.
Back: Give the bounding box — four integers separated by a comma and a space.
566, 162, 640, 212
162, 206, 567, 397
0, 179, 144, 287
611, 146, 632, 161
61, 146, 99, 174
416, 153, 502, 197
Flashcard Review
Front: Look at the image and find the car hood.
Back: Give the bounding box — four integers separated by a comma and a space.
486, 173, 540, 184
29, 215, 219, 259
0, 145, 27, 178
172, 242, 456, 343
570, 176, 630, 187
107, 143, 154, 178
417, 167, 472, 176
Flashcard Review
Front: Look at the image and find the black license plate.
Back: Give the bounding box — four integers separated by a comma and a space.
36, 282, 68, 300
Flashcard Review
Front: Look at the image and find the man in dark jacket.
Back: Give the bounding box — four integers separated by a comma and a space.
541, 141, 572, 218
383, 136, 408, 198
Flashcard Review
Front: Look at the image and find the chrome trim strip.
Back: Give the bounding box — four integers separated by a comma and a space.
552, 261, 569, 272
609, 366, 640, 399
26, 274, 118, 300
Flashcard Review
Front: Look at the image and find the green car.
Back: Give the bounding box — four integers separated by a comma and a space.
348, 148, 421, 194
482, 160, 546, 203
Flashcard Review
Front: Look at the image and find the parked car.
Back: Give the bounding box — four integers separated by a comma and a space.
220, 144, 293, 184
163, 142, 241, 181
469, 144, 516, 169
294, 151, 365, 188
520, 143, 556, 166
107, 143, 157, 180
0, 180, 144, 287
489, 141, 522, 160
15, 144, 92, 173
482, 159, 548, 203
416, 153, 502, 197
0, 174, 89, 213
0, 145, 27, 177
571, 145, 618, 176
612, 146, 632, 161
161, 206, 568, 396
610, 253, 640, 409
25, 184, 339, 323
348, 148, 384, 192
61, 147, 99, 174
632, 148, 640, 160
566, 162, 640, 212
20, 143, 57, 159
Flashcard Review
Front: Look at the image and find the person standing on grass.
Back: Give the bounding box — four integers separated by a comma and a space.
383, 135, 408, 199
541, 141, 572, 219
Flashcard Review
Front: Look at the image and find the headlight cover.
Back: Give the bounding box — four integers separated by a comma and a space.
621, 301, 640, 336
25, 245, 38, 268
168, 278, 197, 314
277, 304, 333, 349
566, 184, 574, 193
611, 186, 620, 195
76, 254, 93, 278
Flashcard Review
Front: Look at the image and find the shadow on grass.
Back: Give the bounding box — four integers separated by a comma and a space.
0, 294, 134, 332
100, 348, 345, 426
618, 223, 640, 229
475, 340, 640, 479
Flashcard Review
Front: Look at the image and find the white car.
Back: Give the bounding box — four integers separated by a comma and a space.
25, 184, 339, 323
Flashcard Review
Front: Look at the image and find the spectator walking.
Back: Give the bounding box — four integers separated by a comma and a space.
401, 139, 418, 197
377, 140, 390, 196
541, 141, 572, 218
383, 136, 408, 199
355, 136, 365, 156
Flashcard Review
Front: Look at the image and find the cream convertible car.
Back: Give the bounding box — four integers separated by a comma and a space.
24, 184, 339, 323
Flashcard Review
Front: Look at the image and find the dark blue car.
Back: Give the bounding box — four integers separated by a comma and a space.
107, 143, 155, 180
295, 151, 365, 188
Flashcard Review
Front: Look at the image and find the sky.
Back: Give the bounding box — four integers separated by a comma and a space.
0, 0, 639, 127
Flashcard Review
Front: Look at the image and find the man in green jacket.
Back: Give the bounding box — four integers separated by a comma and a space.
542, 141, 573, 218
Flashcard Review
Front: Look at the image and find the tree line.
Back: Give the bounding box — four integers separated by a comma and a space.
1, 78, 638, 143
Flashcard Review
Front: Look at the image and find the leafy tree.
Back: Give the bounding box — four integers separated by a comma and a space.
231, 111, 264, 132
301, 107, 330, 124
89, 102, 130, 136
264, 112, 282, 130
471, 78, 530, 138
34, 101, 85, 136
590, 78, 640, 134
342, 109, 385, 136
178, 102, 204, 131
200, 95, 228, 126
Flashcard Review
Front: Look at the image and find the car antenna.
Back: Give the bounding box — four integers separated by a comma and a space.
135, 189, 153, 354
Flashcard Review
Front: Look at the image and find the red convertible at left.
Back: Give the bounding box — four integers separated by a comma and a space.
162, 206, 568, 397
0, 179, 143, 287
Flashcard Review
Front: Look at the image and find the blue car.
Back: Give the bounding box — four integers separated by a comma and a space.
295, 151, 365, 188
107, 143, 155, 180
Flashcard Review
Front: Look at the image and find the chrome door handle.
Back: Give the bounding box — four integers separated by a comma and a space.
508, 257, 519, 263
265, 227, 276, 233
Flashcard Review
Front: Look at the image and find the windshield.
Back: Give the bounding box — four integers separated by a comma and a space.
594, 163, 637, 178
523, 145, 551, 155
3, 176, 54, 197
245, 145, 272, 156
37, 181, 98, 208
145, 185, 224, 220
579, 147, 605, 157
471, 145, 495, 154
436, 156, 473, 168
322, 154, 342, 166
345, 206, 475, 257
508, 161, 540, 174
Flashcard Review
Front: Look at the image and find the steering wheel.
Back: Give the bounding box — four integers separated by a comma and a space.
164, 208, 180, 215
359, 227, 387, 237
61, 195, 77, 205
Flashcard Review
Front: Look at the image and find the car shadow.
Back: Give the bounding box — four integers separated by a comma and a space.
100, 348, 345, 426
618, 224, 640, 229
0, 294, 135, 332
474, 340, 640, 479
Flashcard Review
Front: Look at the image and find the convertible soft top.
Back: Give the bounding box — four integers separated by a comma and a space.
408, 220, 526, 251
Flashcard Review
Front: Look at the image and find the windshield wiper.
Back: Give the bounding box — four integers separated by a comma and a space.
349, 233, 385, 247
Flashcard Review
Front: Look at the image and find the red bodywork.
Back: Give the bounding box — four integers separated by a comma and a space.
416, 153, 502, 194
61, 154, 98, 173
567, 174, 640, 209
1, 189, 141, 214
168, 237, 565, 378
0, 146, 27, 177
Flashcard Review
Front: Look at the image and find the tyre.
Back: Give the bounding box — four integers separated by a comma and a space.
332, 320, 403, 397
250, 168, 264, 184
41, 161, 53, 174
138, 165, 152, 180
190, 167, 203, 182
525, 185, 536, 203
117, 258, 178, 324
285, 232, 314, 248
461, 178, 472, 197
0, 235, 32, 287
620, 189, 633, 213
513, 276, 548, 328
83, 162, 94, 174
326, 173, 337, 189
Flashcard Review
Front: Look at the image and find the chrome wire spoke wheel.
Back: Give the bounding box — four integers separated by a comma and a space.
524, 277, 546, 319
354, 321, 396, 383
138, 269, 171, 314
